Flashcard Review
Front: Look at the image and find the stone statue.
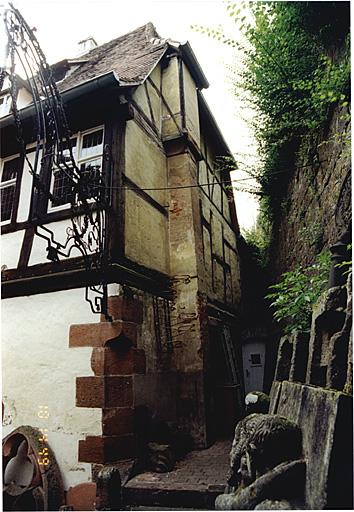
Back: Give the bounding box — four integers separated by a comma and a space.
245, 391, 270, 415
216, 414, 305, 510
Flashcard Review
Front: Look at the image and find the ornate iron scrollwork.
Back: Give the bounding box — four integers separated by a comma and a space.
2, 3, 111, 318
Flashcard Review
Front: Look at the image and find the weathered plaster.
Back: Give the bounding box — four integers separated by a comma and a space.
182, 62, 200, 147
161, 56, 182, 137
2, 288, 102, 489
125, 191, 169, 274
125, 120, 167, 205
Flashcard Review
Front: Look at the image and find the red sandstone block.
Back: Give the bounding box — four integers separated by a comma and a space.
100, 296, 143, 324
105, 376, 133, 408
78, 435, 135, 463
91, 347, 146, 376
66, 482, 96, 511
76, 376, 133, 408
76, 376, 104, 408
69, 321, 137, 348
79, 436, 104, 463
101, 407, 134, 436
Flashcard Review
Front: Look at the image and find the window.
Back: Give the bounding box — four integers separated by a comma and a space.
49, 127, 104, 210
0, 157, 21, 224
51, 138, 77, 207
250, 353, 262, 366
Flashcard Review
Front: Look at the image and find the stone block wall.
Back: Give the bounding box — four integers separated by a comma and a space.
270, 273, 353, 509
273, 273, 352, 393
269, 104, 351, 280
71, 294, 145, 466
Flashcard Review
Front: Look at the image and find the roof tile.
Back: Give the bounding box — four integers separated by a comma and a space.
57, 23, 167, 91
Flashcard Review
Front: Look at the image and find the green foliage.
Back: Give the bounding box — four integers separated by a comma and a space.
242, 212, 271, 267
266, 251, 331, 333
239, 2, 350, 219
298, 222, 324, 250
195, 2, 350, 223
336, 244, 352, 277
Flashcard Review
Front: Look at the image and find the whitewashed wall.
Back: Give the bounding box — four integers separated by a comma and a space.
1, 230, 24, 269
17, 150, 39, 223
2, 288, 102, 489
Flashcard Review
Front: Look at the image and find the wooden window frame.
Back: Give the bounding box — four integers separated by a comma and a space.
47, 125, 105, 213
0, 154, 23, 227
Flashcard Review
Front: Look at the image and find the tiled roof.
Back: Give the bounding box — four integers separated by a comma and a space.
57, 22, 168, 92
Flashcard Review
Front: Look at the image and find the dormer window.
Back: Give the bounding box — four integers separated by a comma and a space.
49, 126, 104, 211
0, 156, 21, 224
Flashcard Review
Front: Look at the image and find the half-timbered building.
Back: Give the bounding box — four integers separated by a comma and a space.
1, 22, 243, 494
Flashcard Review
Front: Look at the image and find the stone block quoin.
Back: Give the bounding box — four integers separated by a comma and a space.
71, 294, 145, 464
69, 320, 138, 348
91, 346, 146, 376
78, 434, 135, 464
100, 295, 143, 324
76, 375, 133, 408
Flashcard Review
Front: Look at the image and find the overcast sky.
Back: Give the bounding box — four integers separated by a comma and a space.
1, 0, 259, 229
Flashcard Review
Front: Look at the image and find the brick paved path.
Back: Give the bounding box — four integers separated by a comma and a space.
123, 440, 231, 510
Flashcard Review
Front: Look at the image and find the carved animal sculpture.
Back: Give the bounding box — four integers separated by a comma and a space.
218, 414, 305, 510
228, 413, 265, 487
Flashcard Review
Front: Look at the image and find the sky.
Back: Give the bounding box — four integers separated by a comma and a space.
1, 0, 259, 230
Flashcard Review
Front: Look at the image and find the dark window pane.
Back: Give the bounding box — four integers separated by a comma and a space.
79, 160, 101, 199
82, 130, 103, 149
80, 130, 103, 160
250, 353, 261, 365
1, 184, 15, 221
52, 168, 74, 206
2, 158, 20, 182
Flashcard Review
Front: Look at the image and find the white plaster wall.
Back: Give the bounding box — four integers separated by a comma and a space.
1, 230, 24, 269
17, 150, 39, 223
17, 88, 33, 109
2, 288, 102, 489
29, 219, 97, 266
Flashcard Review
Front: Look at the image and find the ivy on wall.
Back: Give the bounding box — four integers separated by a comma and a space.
195, 1, 350, 225
194, 2, 350, 332
235, 1, 350, 222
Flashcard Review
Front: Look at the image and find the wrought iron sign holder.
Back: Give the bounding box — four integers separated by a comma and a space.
2, 3, 111, 318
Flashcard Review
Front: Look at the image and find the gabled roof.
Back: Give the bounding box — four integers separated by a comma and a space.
57, 23, 168, 92
56, 22, 209, 92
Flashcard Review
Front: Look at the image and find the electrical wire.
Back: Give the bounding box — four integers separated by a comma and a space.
97, 176, 261, 192
94, 161, 323, 193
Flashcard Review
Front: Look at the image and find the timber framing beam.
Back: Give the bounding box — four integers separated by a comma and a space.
1, 258, 171, 299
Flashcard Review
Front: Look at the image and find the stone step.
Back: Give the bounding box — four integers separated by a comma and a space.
121, 440, 230, 510
122, 482, 224, 510
123, 506, 201, 510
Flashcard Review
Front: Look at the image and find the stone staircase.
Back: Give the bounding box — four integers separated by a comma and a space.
121, 440, 230, 510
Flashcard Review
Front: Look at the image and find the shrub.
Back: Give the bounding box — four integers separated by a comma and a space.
266, 251, 331, 333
